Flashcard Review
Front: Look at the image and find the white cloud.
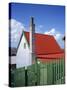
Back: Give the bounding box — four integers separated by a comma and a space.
10, 19, 24, 31
44, 28, 62, 40
44, 28, 64, 48
45, 28, 55, 35
9, 19, 25, 47
55, 33, 61, 40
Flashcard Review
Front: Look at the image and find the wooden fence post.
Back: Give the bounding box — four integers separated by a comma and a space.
25, 67, 28, 86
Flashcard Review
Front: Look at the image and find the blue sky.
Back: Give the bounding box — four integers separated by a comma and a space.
9, 3, 65, 48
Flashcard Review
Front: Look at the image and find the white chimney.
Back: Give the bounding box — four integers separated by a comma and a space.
30, 17, 35, 64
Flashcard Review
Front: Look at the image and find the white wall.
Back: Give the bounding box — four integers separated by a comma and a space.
16, 34, 32, 68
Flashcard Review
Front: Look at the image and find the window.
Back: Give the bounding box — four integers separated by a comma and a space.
24, 43, 26, 49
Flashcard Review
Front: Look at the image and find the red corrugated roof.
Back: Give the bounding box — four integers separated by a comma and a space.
37, 53, 64, 59
37, 53, 64, 62
24, 31, 64, 60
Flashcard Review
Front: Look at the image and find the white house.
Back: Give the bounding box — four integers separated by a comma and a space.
9, 17, 64, 69
10, 17, 35, 69
16, 31, 31, 68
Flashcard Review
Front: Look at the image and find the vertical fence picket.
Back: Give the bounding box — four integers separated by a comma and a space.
10, 58, 65, 87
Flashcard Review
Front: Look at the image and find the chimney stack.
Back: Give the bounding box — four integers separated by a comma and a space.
30, 17, 35, 64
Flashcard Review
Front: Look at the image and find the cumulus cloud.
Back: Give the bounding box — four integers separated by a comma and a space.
44, 28, 62, 40
9, 19, 25, 47
44, 28, 64, 48
45, 28, 55, 35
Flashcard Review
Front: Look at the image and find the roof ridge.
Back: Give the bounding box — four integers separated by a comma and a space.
24, 31, 53, 37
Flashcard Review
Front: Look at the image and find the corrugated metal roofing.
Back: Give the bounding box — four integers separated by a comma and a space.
24, 31, 64, 60
37, 53, 64, 60
24, 31, 64, 55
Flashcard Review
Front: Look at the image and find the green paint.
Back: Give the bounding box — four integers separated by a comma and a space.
11, 58, 65, 87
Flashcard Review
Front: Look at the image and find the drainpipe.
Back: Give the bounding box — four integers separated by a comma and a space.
30, 17, 35, 64
30, 17, 38, 85
25, 17, 36, 86
25, 67, 27, 86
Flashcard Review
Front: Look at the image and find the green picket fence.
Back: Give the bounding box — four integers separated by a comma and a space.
11, 58, 65, 87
